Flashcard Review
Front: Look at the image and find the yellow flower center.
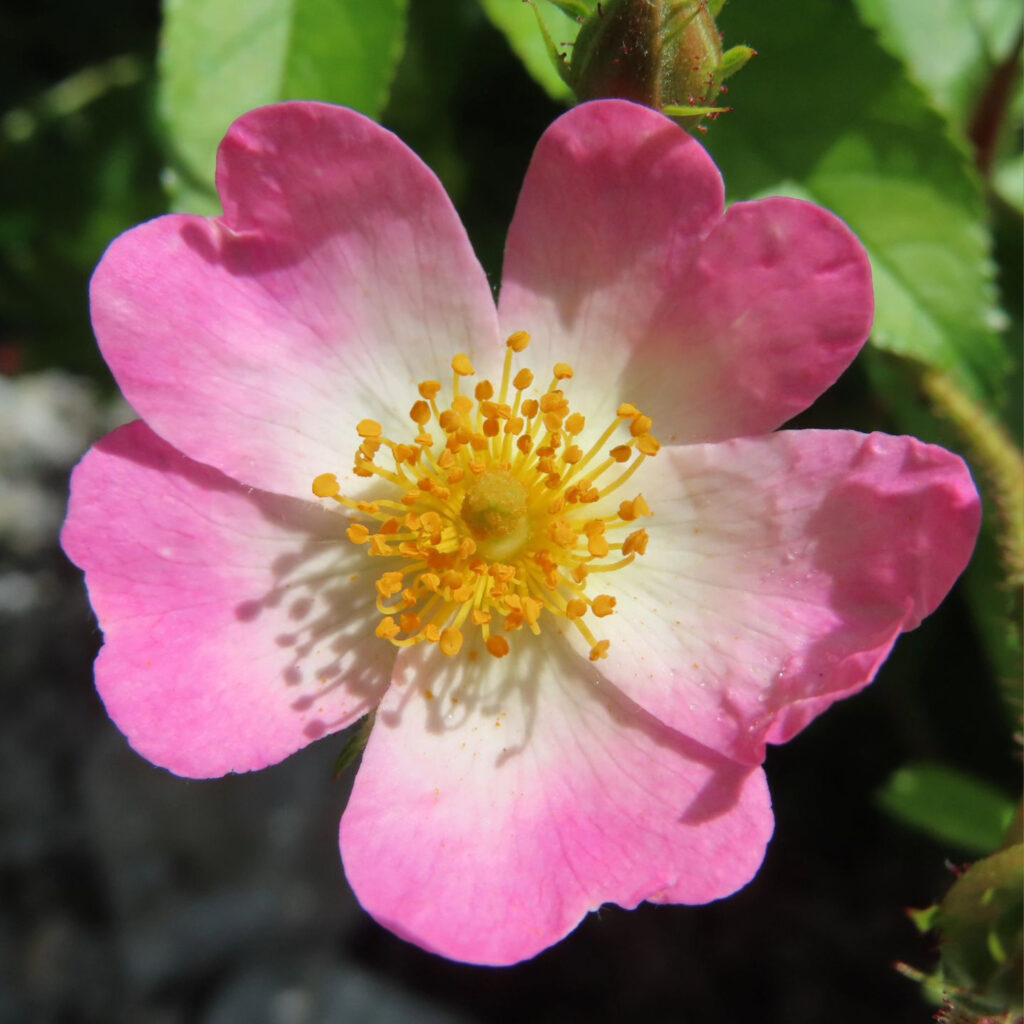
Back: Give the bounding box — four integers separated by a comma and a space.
311, 331, 658, 662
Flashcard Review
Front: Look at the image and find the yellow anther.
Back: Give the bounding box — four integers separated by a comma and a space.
346, 523, 370, 544
452, 394, 474, 415
356, 419, 382, 438
441, 570, 463, 590
521, 399, 540, 419
483, 418, 500, 437
400, 613, 421, 633
419, 380, 441, 399
542, 413, 563, 432
617, 403, 640, 418
565, 412, 585, 435
369, 535, 394, 556
588, 534, 611, 558
471, 609, 492, 625
513, 368, 534, 390
506, 416, 524, 434
376, 572, 404, 598
589, 640, 610, 661
630, 414, 653, 436
540, 391, 566, 414
312, 473, 340, 498
583, 519, 605, 537
420, 573, 441, 592
380, 517, 402, 535
523, 597, 544, 626
438, 409, 460, 432
409, 400, 431, 425
375, 617, 400, 640
565, 599, 588, 619
609, 444, 632, 463
504, 610, 525, 631
452, 354, 475, 376
486, 635, 511, 658
447, 468, 466, 484
440, 627, 464, 656
475, 380, 495, 401
401, 490, 422, 506
553, 363, 574, 380
636, 434, 661, 456
516, 434, 533, 455
424, 623, 441, 643
622, 529, 649, 556
507, 330, 531, 352
592, 594, 616, 617
563, 445, 583, 464
633, 493, 651, 517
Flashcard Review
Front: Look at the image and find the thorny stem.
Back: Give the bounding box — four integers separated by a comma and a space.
921, 368, 1023, 733
921, 369, 1024, 590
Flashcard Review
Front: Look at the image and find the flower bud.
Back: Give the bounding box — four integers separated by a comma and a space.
543, 0, 754, 130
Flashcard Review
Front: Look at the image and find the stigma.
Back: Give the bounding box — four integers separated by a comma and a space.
311, 331, 657, 661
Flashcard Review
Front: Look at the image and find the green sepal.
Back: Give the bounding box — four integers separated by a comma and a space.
531, 1, 575, 87
933, 845, 1024, 1019
909, 904, 942, 934
719, 44, 756, 80
332, 711, 376, 779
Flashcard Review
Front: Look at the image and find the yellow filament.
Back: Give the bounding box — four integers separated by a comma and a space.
312, 330, 659, 661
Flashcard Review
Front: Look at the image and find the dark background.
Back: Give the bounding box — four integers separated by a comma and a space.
1, 2, 1018, 1021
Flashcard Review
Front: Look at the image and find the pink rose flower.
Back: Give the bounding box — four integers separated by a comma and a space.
62, 100, 980, 966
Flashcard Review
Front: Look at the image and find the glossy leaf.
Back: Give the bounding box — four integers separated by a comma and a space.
703, 1, 1010, 407
854, 0, 1022, 126
158, 0, 408, 213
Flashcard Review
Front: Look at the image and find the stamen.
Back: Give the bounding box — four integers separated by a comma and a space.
312, 333, 658, 661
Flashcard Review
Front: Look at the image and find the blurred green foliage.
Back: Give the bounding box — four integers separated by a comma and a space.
159, 0, 408, 215
877, 761, 1016, 856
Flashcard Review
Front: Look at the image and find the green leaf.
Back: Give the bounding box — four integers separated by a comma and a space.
853, 0, 1022, 127
994, 151, 1024, 212
877, 762, 1016, 855
158, 0, 408, 212
478, 0, 581, 101
704, 1, 1010, 407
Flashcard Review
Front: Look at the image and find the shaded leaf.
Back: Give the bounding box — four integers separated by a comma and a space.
854, 0, 1021, 127
478, 0, 583, 101
158, 0, 408, 212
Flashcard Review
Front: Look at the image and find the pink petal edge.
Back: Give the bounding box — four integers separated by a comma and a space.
61, 421, 393, 777
340, 635, 772, 966
578, 430, 981, 764
499, 100, 873, 442
90, 102, 501, 499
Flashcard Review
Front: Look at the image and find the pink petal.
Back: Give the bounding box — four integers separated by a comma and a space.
498, 100, 872, 441
340, 636, 772, 966
581, 431, 980, 764
91, 102, 501, 498
61, 421, 392, 777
